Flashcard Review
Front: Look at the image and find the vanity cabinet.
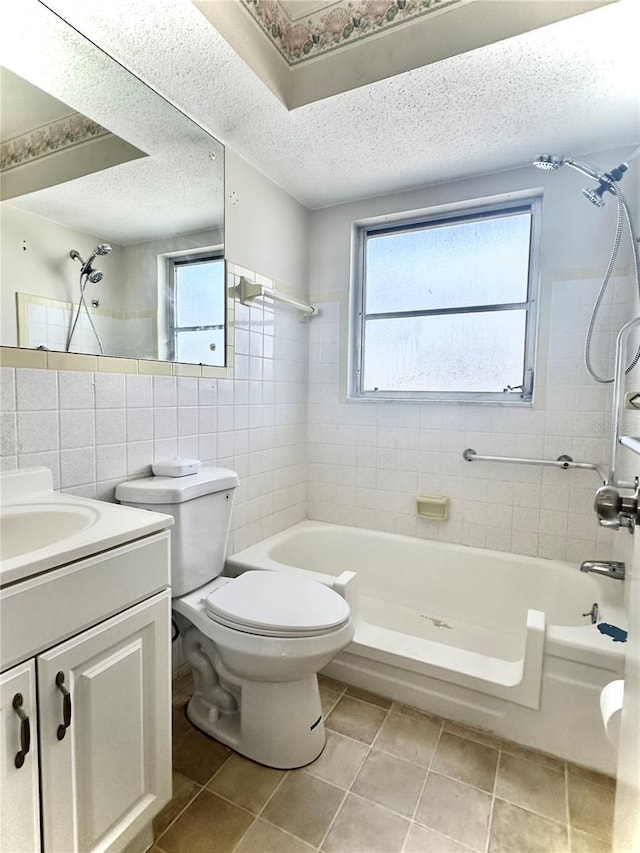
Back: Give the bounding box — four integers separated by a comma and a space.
1, 660, 41, 852
1, 530, 172, 853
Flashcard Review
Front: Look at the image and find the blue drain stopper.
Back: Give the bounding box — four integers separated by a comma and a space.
597, 623, 628, 643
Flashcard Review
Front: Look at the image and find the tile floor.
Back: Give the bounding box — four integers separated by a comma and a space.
151, 673, 616, 853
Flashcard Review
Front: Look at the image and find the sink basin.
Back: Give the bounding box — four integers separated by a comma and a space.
0, 503, 100, 560
0, 467, 173, 587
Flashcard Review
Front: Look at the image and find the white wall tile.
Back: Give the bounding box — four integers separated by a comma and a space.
16, 368, 58, 411
59, 371, 95, 410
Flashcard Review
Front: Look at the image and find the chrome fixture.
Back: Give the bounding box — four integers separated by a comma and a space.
67, 243, 112, 354
594, 484, 639, 533
462, 448, 606, 482
580, 560, 626, 580
533, 148, 640, 384
582, 602, 599, 624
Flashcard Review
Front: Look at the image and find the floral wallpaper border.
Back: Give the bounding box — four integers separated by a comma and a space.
1, 112, 110, 172
241, 0, 463, 66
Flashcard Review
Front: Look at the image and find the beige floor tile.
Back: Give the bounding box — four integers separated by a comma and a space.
496, 752, 567, 823
568, 776, 615, 841
570, 828, 613, 853
305, 730, 369, 788
262, 771, 345, 847
157, 790, 253, 853
319, 682, 344, 716
318, 674, 347, 694
501, 739, 566, 773
432, 732, 498, 792
415, 772, 491, 852
322, 793, 410, 853
235, 819, 316, 853
345, 685, 393, 709
443, 719, 502, 750
171, 727, 232, 785
567, 763, 616, 793
326, 695, 388, 744
171, 708, 192, 751
391, 702, 441, 723
374, 707, 441, 767
352, 749, 427, 817
403, 822, 477, 853
153, 771, 200, 840
489, 799, 569, 853
206, 753, 285, 813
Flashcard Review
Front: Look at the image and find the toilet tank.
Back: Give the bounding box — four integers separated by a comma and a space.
115, 467, 238, 597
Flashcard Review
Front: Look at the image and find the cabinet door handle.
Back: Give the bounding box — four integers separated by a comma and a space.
12, 693, 31, 769
55, 671, 72, 740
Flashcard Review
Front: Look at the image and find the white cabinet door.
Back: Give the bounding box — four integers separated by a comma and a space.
0, 659, 41, 853
37, 591, 171, 853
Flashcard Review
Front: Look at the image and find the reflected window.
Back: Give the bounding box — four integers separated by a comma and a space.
351, 194, 541, 403
168, 254, 225, 365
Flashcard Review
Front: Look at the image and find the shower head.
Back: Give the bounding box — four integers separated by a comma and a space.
81, 244, 112, 275
582, 184, 608, 208
533, 154, 563, 171
87, 270, 103, 284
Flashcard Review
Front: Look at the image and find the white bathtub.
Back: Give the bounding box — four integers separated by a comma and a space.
226, 521, 627, 773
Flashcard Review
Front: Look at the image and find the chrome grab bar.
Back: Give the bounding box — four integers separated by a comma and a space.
462, 448, 607, 482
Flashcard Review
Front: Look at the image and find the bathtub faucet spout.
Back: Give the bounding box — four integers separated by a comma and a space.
580, 560, 625, 580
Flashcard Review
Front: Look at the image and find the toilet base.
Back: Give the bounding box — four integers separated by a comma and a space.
186, 674, 326, 769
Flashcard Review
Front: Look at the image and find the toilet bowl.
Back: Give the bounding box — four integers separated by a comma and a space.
116, 466, 353, 769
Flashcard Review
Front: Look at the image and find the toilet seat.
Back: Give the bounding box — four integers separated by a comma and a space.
204, 571, 350, 638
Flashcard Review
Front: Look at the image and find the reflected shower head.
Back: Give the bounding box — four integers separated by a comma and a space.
533, 154, 563, 171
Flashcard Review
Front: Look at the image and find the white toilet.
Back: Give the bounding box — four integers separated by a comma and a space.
115, 466, 353, 769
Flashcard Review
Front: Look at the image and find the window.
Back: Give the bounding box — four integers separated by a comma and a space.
351, 194, 541, 403
167, 254, 225, 365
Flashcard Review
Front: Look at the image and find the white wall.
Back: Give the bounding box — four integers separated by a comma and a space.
306, 147, 639, 564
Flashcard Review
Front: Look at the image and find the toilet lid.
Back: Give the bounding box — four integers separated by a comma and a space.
204, 571, 350, 637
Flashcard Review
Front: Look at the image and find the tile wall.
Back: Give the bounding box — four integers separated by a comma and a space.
0, 265, 308, 555
307, 271, 637, 564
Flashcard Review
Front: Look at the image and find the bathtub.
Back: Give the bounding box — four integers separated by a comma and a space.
226, 521, 627, 773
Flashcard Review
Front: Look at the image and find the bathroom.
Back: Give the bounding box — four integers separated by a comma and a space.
1, 0, 639, 851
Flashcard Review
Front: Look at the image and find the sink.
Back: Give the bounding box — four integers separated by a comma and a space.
0, 467, 173, 587
0, 503, 99, 560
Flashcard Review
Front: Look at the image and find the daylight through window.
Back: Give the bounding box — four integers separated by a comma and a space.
351, 194, 541, 403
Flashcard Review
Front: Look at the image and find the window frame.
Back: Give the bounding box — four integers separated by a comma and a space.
166, 251, 225, 365
350, 192, 542, 404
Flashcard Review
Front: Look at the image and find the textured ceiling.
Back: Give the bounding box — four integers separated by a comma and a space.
15, 0, 640, 210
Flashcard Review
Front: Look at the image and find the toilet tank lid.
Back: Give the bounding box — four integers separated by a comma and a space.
115, 466, 238, 504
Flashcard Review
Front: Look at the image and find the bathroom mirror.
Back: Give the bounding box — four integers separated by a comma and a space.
0, 1, 225, 366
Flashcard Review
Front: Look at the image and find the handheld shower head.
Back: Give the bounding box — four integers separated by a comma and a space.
81, 243, 112, 275
533, 154, 563, 171
87, 270, 103, 284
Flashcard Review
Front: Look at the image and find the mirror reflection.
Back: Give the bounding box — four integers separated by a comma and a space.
0, 6, 225, 367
